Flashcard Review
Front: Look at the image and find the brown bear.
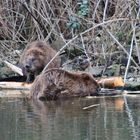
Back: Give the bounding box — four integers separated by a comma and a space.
30, 68, 100, 101
19, 41, 61, 82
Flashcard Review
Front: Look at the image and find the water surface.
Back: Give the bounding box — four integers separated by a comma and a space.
0, 95, 140, 140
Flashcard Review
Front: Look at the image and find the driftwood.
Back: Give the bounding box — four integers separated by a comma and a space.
4, 60, 23, 76
97, 76, 124, 88
0, 82, 31, 90
83, 104, 100, 110
3, 61, 125, 89
0, 90, 30, 98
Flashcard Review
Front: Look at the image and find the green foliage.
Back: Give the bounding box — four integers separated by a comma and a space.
67, 16, 80, 29
78, 0, 89, 17
67, 0, 89, 29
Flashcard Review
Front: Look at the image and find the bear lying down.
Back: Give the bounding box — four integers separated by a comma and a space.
30, 68, 100, 101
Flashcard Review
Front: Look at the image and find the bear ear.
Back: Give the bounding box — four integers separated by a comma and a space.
81, 73, 90, 80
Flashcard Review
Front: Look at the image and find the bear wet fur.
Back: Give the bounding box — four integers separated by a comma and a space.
30, 68, 100, 101
19, 41, 61, 82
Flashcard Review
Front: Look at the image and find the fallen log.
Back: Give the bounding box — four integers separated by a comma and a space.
97, 76, 124, 88
1, 62, 139, 98
4, 60, 23, 76
0, 90, 30, 98
0, 76, 125, 98
0, 82, 32, 90
0, 81, 139, 98
0, 76, 124, 90
3, 61, 125, 89
0, 76, 124, 99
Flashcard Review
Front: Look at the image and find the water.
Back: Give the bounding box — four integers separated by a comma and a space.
0, 95, 140, 140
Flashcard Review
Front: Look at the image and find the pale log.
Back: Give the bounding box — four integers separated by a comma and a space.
4, 60, 23, 76
97, 76, 124, 88
0, 81, 32, 90
0, 90, 30, 98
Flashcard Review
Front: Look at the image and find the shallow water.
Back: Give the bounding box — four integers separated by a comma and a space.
0, 95, 140, 140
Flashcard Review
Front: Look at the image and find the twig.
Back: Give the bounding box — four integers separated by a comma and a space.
83, 104, 100, 110
124, 22, 136, 83
106, 30, 140, 70
80, 34, 92, 67
42, 35, 79, 73
17, 1, 49, 36
103, 0, 109, 21
123, 94, 139, 140
80, 18, 130, 36
42, 18, 133, 72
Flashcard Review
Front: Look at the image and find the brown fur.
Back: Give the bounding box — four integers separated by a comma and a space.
30, 68, 100, 101
19, 41, 61, 82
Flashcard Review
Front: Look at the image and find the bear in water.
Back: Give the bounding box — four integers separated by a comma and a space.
19, 41, 61, 82
30, 68, 100, 101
